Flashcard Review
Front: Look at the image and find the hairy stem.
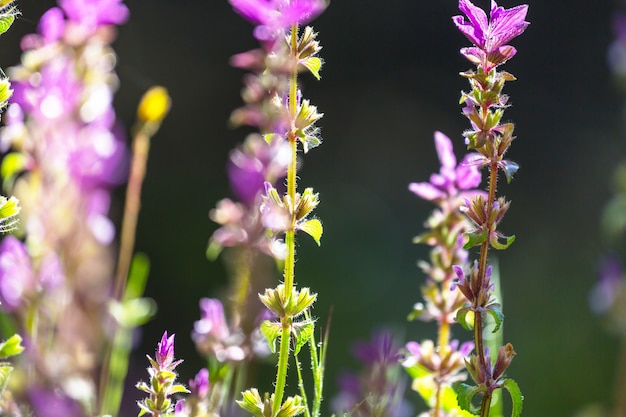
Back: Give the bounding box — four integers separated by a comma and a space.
273, 24, 300, 414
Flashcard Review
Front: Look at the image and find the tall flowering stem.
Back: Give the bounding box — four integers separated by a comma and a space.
450, 1, 529, 416
404, 131, 482, 417
222, 2, 328, 417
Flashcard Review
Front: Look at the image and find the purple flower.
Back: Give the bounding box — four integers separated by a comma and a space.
192, 298, 246, 362
0, 236, 34, 312
59, 0, 129, 32
29, 386, 85, 417
227, 135, 290, 206
155, 331, 176, 369
590, 254, 625, 314
352, 330, 401, 365
409, 131, 483, 202
189, 368, 210, 399
39, 8, 66, 44
230, 0, 327, 40
452, 0, 529, 70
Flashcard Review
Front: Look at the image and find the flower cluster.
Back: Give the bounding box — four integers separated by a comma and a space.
137, 332, 190, 416
405, 131, 481, 416
0, 0, 129, 414
448, 1, 528, 416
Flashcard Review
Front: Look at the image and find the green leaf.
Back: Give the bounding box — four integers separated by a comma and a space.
0, 334, 24, 358
502, 379, 523, 417
485, 305, 504, 334
456, 307, 475, 331
463, 229, 488, 250
0, 14, 15, 36
457, 383, 482, 415
440, 385, 477, 417
298, 218, 323, 245
301, 57, 322, 80
260, 320, 282, 353
125, 253, 150, 300
489, 233, 515, 250
292, 320, 314, 355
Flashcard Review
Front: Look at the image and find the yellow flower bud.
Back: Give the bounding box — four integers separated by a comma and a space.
137, 86, 171, 124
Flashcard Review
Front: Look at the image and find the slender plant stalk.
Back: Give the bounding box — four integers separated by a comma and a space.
272, 23, 300, 414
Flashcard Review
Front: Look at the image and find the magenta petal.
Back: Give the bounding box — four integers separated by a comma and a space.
39, 7, 65, 43
408, 182, 445, 201
434, 131, 457, 170
229, 0, 272, 25
488, 2, 529, 51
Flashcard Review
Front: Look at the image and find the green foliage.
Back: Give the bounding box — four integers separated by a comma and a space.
489, 233, 515, 250
502, 379, 523, 417
301, 57, 322, 80
299, 219, 323, 245
457, 383, 482, 415
261, 320, 283, 354
0, 334, 24, 358
463, 229, 488, 250
485, 305, 504, 334
292, 320, 314, 355
0, 15, 14, 36
456, 307, 475, 331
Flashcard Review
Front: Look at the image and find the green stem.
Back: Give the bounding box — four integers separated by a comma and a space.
273, 317, 292, 413
272, 25, 300, 415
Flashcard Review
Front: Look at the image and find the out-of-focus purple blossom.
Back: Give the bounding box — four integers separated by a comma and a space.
228, 135, 291, 206
409, 131, 483, 203
189, 368, 210, 399
39, 8, 66, 44
452, 0, 529, 70
353, 330, 401, 366
332, 330, 413, 417
590, 254, 625, 314
193, 298, 246, 362
402, 339, 474, 386
11, 57, 82, 121
29, 386, 85, 417
59, 0, 129, 32
0, 236, 34, 311
37, 251, 65, 290
229, 0, 327, 41
609, 11, 626, 78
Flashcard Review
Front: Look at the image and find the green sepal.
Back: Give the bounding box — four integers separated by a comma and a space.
489, 233, 515, 250
301, 57, 322, 80
0, 196, 20, 221
457, 383, 482, 415
298, 218, 323, 245
292, 320, 314, 355
500, 160, 519, 184
502, 378, 523, 417
1, 153, 27, 189
303, 135, 321, 153
0, 15, 15, 35
0, 334, 24, 358
260, 320, 282, 353
463, 229, 488, 250
0, 77, 11, 108
276, 395, 306, 417
485, 304, 504, 334
169, 383, 191, 395
456, 307, 474, 331
237, 388, 265, 417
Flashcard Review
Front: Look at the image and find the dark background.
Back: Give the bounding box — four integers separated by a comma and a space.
3, 1, 625, 416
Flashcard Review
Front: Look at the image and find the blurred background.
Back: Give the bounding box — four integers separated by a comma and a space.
2, 0, 625, 416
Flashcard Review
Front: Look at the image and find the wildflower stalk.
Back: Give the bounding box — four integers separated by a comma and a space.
273, 23, 300, 413
450, 2, 529, 417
